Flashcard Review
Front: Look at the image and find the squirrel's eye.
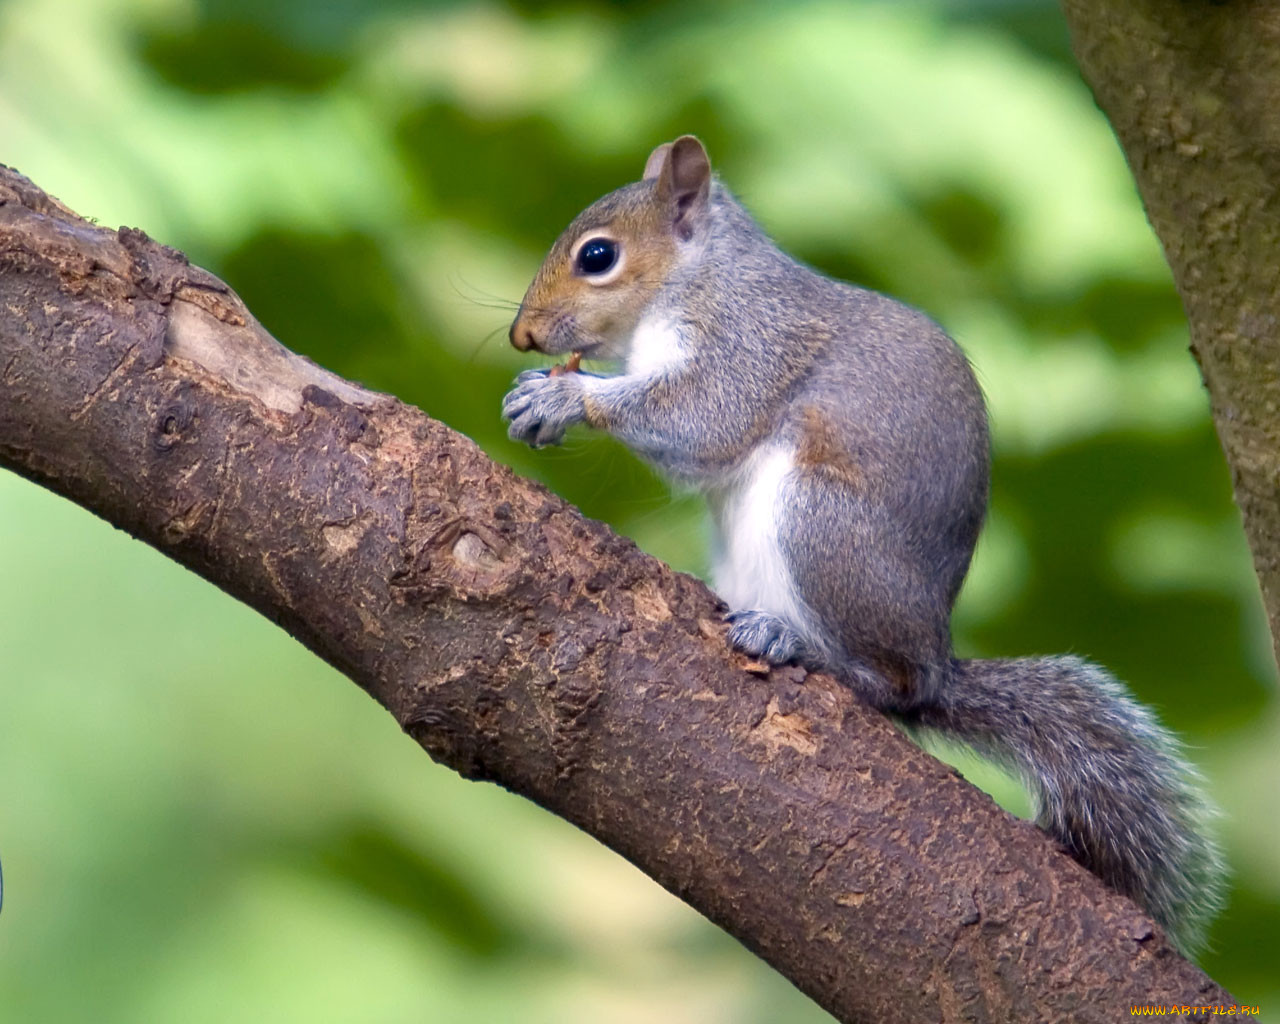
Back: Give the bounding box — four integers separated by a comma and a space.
576, 238, 619, 276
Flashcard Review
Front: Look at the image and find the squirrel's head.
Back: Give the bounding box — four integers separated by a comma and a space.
509, 135, 712, 361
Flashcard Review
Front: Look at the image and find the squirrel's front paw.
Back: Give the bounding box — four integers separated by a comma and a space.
726, 609, 813, 666
502, 369, 586, 447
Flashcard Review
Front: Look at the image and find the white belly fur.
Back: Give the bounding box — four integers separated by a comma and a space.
710, 444, 812, 636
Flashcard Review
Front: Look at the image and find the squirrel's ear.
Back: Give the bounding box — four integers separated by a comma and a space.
653, 135, 711, 240
642, 142, 672, 181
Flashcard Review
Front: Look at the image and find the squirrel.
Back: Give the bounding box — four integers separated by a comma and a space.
501, 135, 1225, 953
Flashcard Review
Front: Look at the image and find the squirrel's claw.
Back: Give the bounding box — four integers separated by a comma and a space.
725, 609, 813, 667
502, 371, 585, 448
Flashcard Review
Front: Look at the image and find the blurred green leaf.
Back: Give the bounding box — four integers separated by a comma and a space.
140, 19, 351, 94
297, 820, 551, 960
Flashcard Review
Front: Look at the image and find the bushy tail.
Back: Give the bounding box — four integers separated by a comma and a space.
912, 656, 1225, 954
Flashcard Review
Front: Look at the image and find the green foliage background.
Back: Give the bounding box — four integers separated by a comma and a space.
1, 0, 1276, 1019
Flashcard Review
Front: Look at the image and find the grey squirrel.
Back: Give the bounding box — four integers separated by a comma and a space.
501, 135, 1225, 953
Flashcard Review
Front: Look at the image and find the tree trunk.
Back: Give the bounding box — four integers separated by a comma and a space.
1063, 0, 1280, 672
0, 165, 1229, 1021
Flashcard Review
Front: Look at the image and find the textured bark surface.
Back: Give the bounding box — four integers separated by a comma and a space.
1063, 1, 1280, 670
0, 165, 1230, 1021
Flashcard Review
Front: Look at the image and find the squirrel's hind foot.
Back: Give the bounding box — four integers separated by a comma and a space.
725, 609, 812, 666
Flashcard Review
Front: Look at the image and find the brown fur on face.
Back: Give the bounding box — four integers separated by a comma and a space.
509, 182, 682, 361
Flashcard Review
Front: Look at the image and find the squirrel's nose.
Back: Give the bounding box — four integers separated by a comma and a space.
510, 319, 538, 352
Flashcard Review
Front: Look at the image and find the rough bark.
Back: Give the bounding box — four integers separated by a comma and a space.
0, 165, 1229, 1021
1063, 1, 1280, 671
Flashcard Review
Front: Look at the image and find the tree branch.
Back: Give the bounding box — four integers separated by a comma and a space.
1063, 0, 1280, 672
0, 165, 1229, 1021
